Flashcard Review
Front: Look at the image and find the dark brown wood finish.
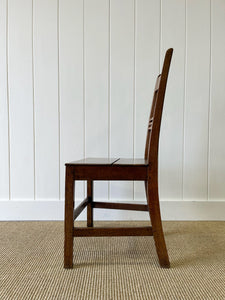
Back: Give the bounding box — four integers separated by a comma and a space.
70, 165, 148, 181
73, 226, 153, 237
64, 167, 75, 268
92, 201, 148, 211
87, 181, 93, 227
73, 197, 88, 220
64, 48, 173, 269
146, 48, 173, 268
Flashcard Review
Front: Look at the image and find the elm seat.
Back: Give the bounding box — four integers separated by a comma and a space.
66, 158, 148, 165
64, 48, 173, 269
66, 158, 119, 165
65, 158, 149, 180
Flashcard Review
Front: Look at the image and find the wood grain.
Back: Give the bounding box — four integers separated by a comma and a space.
73, 226, 153, 237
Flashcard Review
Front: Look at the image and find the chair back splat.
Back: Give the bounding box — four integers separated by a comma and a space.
145, 49, 173, 172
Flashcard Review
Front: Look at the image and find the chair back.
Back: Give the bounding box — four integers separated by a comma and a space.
144, 48, 173, 171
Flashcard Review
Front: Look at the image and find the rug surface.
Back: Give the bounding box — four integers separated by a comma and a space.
1, 221, 225, 300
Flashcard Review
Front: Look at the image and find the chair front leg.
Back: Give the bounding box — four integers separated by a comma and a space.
87, 180, 93, 227
147, 178, 170, 268
64, 167, 75, 268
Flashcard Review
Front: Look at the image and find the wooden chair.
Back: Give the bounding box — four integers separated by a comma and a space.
64, 48, 173, 269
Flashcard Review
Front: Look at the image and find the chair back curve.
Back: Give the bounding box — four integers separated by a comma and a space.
144, 48, 173, 173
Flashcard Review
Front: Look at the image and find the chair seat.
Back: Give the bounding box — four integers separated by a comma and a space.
66, 157, 119, 165
114, 158, 149, 166
66, 157, 148, 166
65, 158, 149, 181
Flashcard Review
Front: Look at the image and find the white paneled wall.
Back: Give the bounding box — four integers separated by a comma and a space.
184, 0, 211, 200
85, 0, 109, 200
160, 0, 185, 200
33, 0, 59, 200
209, 0, 225, 200
110, 0, 134, 200
0, 0, 225, 220
0, 0, 9, 200
59, 0, 84, 201
8, 0, 34, 200
134, 0, 160, 201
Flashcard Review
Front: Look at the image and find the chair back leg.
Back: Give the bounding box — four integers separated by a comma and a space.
147, 178, 170, 268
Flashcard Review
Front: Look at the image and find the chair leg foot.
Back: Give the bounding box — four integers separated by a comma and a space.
64, 262, 73, 269
160, 260, 170, 268
64, 239, 73, 269
147, 181, 170, 268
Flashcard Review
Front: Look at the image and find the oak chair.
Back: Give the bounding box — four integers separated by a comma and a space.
64, 48, 173, 269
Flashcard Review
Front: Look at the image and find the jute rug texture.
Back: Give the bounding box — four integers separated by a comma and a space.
1, 221, 225, 300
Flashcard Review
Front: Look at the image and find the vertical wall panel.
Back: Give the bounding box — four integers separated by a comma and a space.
209, 0, 225, 199
59, 0, 84, 201
159, 0, 185, 200
184, 0, 210, 200
8, 0, 34, 200
33, 0, 59, 200
110, 0, 134, 200
134, 0, 160, 201
85, 0, 109, 200
0, 0, 9, 200
1, 0, 225, 210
